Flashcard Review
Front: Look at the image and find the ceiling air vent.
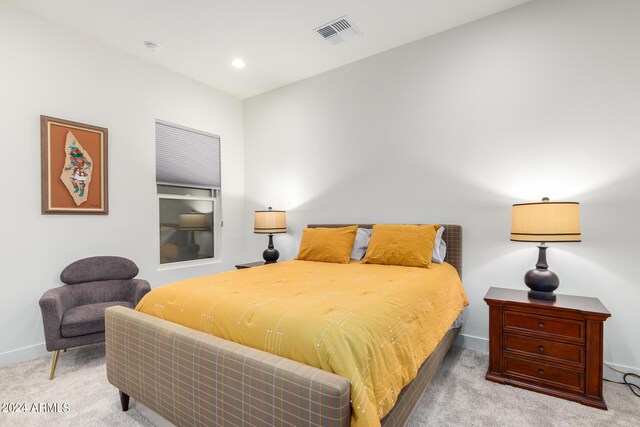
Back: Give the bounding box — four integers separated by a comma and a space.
314, 16, 361, 45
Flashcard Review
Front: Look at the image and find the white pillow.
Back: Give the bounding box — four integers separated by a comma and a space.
350, 228, 372, 260
432, 226, 447, 264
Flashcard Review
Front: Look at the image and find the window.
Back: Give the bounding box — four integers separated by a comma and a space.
156, 121, 221, 265
158, 185, 218, 264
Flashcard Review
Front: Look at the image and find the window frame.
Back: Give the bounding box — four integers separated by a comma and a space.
157, 184, 222, 270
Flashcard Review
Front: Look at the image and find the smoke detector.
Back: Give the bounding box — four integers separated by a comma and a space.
314, 16, 361, 45
144, 41, 162, 52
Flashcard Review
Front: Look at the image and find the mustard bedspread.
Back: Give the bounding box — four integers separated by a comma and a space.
136, 260, 468, 426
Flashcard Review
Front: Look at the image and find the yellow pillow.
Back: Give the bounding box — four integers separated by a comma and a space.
364, 224, 440, 268
296, 225, 358, 264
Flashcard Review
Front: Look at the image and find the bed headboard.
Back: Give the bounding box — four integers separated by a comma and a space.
307, 224, 462, 277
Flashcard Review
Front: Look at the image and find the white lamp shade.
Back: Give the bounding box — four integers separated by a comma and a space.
511, 201, 580, 242
179, 213, 208, 231
254, 209, 286, 234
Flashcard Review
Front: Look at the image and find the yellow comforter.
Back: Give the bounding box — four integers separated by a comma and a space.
136, 260, 468, 426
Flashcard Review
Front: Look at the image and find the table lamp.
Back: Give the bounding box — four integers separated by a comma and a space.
254, 207, 286, 263
179, 213, 208, 256
511, 197, 581, 301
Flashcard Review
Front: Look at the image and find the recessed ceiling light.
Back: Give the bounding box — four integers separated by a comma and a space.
144, 41, 161, 52
231, 58, 245, 69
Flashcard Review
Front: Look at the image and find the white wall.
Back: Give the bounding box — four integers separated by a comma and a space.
0, 4, 245, 366
244, 0, 640, 372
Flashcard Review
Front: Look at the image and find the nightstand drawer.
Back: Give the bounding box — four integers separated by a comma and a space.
504, 334, 584, 367
504, 311, 584, 343
504, 356, 584, 392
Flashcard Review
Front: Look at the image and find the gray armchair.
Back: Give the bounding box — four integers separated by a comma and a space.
39, 256, 150, 379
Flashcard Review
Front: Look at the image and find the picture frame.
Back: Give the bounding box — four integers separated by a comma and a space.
40, 115, 109, 214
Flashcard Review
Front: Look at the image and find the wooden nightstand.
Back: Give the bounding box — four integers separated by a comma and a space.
235, 261, 266, 269
484, 287, 610, 409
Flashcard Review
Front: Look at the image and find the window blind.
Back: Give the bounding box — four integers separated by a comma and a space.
155, 120, 221, 188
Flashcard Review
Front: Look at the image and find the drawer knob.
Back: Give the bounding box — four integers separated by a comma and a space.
538, 322, 545, 329
538, 369, 545, 376
538, 345, 545, 353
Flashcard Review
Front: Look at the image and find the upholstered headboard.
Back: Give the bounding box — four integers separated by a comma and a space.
307, 224, 462, 277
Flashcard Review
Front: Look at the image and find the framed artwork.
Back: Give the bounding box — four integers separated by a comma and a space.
40, 115, 109, 214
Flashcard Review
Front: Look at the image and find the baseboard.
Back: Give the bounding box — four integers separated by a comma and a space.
604, 361, 640, 377
0, 342, 47, 368
454, 333, 489, 353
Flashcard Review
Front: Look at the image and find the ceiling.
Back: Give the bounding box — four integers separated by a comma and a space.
10, 0, 532, 98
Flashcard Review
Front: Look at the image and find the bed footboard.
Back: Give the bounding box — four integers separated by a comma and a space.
105, 306, 351, 427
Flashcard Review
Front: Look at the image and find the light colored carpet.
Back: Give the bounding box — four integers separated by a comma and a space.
0, 344, 152, 426
407, 347, 640, 427
0, 344, 637, 426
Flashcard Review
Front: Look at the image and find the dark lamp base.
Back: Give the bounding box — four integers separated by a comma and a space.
184, 243, 200, 256
262, 234, 280, 264
528, 289, 557, 301
524, 244, 560, 301
263, 247, 279, 264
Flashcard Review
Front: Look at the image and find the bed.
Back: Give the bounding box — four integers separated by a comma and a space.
105, 224, 465, 427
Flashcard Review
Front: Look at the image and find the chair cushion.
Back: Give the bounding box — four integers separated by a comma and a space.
61, 256, 139, 285
61, 301, 133, 338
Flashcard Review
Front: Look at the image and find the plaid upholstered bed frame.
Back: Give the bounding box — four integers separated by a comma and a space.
106, 224, 462, 426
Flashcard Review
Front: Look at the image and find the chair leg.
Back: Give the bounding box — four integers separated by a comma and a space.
119, 391, 130, 411
49, 350, 60, 380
